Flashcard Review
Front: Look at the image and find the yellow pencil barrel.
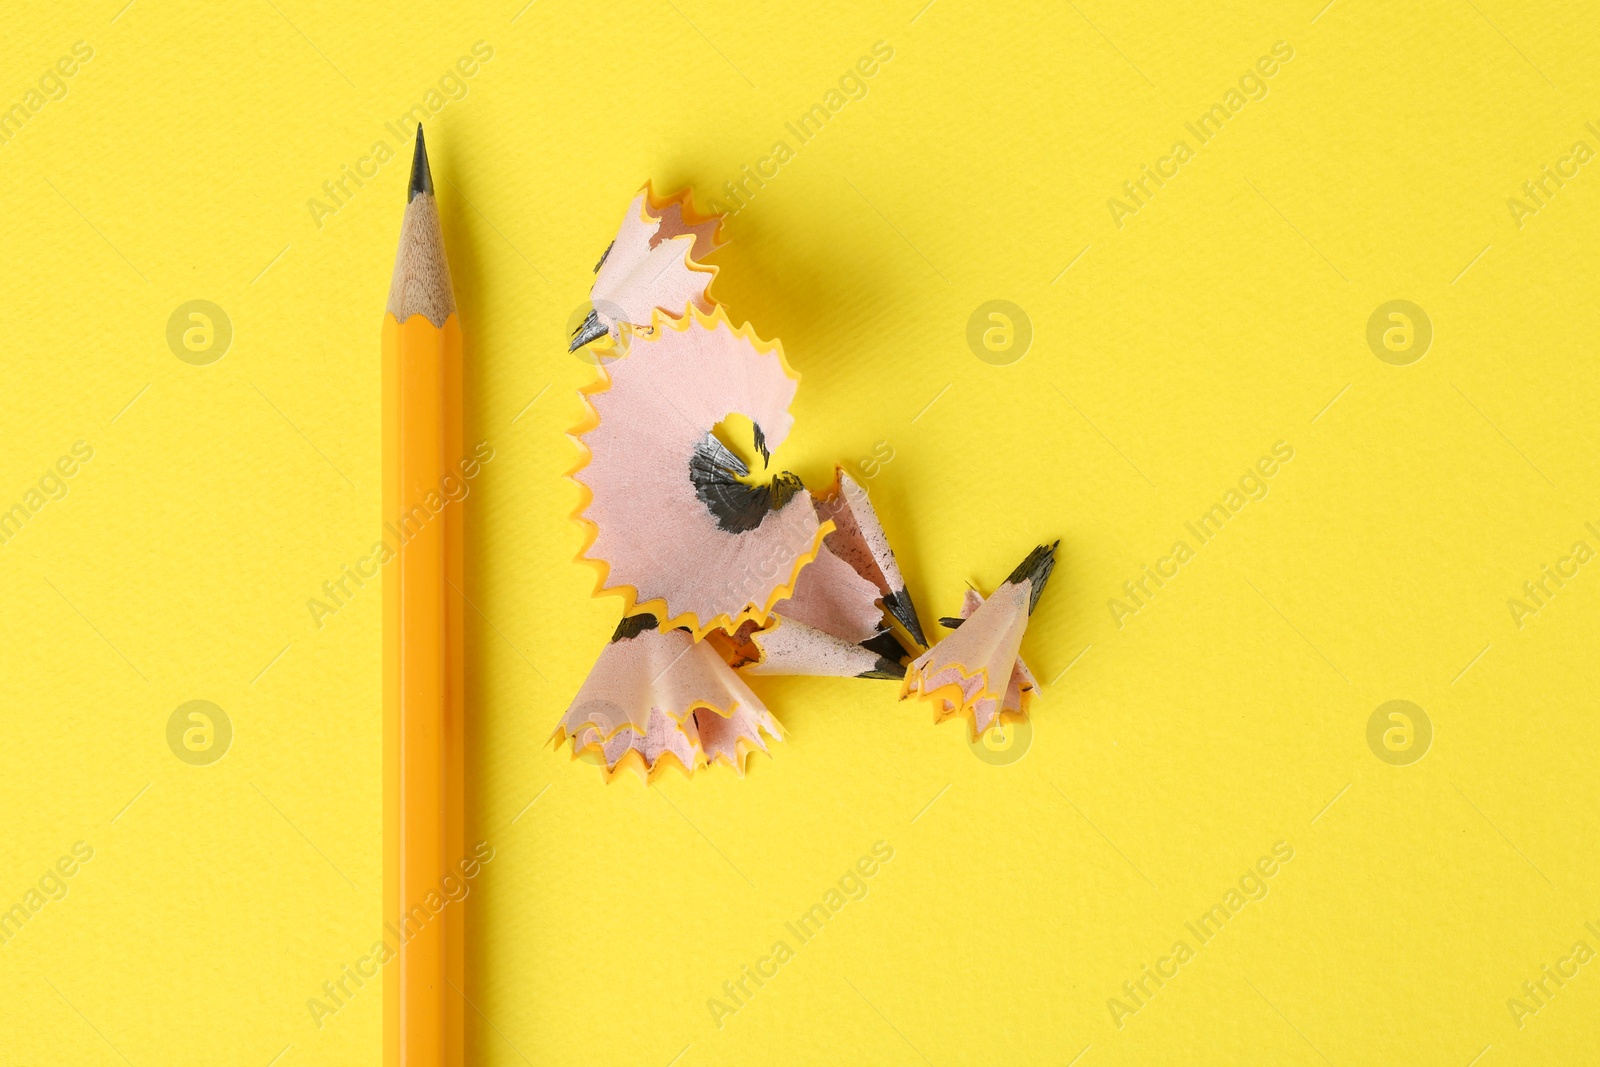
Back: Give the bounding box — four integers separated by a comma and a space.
383, 312, 464, 1067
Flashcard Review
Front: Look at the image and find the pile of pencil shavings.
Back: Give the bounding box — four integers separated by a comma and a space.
552, 185, 1057, 783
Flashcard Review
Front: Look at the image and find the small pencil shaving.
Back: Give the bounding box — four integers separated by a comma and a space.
569, 184, 721, 351
901, 543, 1058, 740
552, 617, 780, 782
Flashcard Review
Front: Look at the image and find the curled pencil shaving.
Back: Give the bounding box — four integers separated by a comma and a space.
570, 306, 827, 639
713, 537, 912, 679
553, 616, 780, 782
941, 588, 1039, 728
902, 542, 1057, 738
571, 185, 724, 351
814, 467, 928, 648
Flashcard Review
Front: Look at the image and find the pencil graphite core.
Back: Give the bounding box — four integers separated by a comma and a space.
384, 125, 463, 1067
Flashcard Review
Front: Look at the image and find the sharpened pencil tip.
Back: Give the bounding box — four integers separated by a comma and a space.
408, 125, 433, 202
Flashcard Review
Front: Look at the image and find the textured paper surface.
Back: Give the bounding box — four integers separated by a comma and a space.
5, 2, 1600, 1065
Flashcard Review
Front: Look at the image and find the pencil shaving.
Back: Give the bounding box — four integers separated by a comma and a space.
814, 468, 928, 648
901, 543, 1057, 738
570, 305, 824, 638
571, 184, 722, 351
553, 617, 780, 781
730, 537, 912, 679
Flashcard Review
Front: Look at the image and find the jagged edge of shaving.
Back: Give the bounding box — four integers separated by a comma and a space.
559, 712, 782, 782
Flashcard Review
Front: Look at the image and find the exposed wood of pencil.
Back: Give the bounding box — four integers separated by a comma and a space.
384, 125, 464, 1067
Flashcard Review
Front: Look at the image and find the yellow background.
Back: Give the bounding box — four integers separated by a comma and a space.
4, 0, 1599, 1063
